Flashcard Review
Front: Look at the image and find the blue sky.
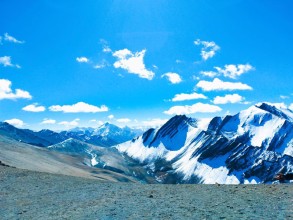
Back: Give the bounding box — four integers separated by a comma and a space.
0, 0, 293, 130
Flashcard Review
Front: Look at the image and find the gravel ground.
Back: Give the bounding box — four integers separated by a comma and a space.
1, 166, 292, 220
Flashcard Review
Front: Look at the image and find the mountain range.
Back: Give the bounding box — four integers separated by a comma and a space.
1, 102, 292, 184
0, 122, 143, 147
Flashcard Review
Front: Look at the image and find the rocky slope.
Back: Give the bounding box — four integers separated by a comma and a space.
0, 134, 136, 182
1, 166, 292, 219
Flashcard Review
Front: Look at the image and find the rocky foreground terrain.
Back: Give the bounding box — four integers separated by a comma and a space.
1, 166, 292, 220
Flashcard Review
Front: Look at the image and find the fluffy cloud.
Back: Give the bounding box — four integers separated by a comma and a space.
49, 102, 108, 113
59, 118, 80, 127
100, 39, 112, 53
108, 115, 114, 119
164, 103, 222, 115
113, 49, 154, 80
103, 46, 112, 53
172, 92, 207, 102
280, 95, 289, 100
215, 64, 254, 79
5, 118, 25, 127
89, 119, 104, 126
94, 64, 105, 69
141, 118, 168, 128
213, 94, 244, 104
22, 103, 46, 112
0, 79, 32, 100
196, 78, 252, 91
116, 118, 131, 123
76, 57, 89, 63
194, 39, 220, 61
4, 33, 24, 44
93, 59, 108, 69
162, 72, 182, 84
41, 118, 56, 124
200, 71, 218, 78
0, 56, 12, 67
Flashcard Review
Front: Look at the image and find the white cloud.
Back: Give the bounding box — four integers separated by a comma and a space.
103, 46, 112, 53
0, 56, 13, 67
280, 95, 289, 100
162, 72, 182, 84
141, 118, 168, 128
192, 75, 201, 81
200, 71, 218, 78
5, 118, 25, 128
113, 49, 154, 80
49, 102, 108, 113
4, 33, 24, 44
100, 39, 112, 53
116, 118, 131, 123
0, 56, 21, 68
215, 64, 254, 79
89, 119, 104, 126
59, 118, 80, 127
41, 118, 56, 124
93, 60, 107, 69
0, 79, 32, 100
194, 39, 220, 61
213, 94, 244, 104
164, 102, 222, 115
76, 57, 89, 63
22, 103, 46, 112
94, 64, 105, 69
108, 115, 114, 119
196, 78, 253, 91
172, 92, 207, 102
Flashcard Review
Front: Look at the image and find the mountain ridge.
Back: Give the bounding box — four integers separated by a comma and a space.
0, 122, 143, 148
116, 103, 293, 184
1, 102, 292, 184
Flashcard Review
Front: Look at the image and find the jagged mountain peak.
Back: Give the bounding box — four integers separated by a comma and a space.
151, 115, 197, 139
163, 115, 197, 128
255, 102, 293, 122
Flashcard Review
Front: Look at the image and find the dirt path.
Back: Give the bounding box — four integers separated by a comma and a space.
1, 166, 292, 219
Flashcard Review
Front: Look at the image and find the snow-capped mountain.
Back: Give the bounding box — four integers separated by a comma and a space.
59, 123, 143, 147
0, 122, 142, 147
117, 103, 293, 184
2, 102, 292, 184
